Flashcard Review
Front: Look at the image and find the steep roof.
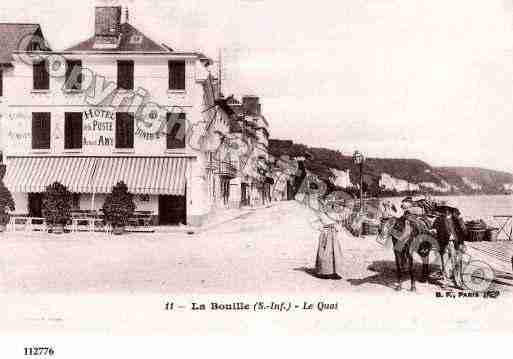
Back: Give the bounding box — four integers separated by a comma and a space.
64, 22, 169, 52
0, 23, 46, 66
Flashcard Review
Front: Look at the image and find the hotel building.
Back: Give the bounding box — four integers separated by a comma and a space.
0, 6, 238, 226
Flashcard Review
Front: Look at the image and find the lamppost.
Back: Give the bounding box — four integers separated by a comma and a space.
352, 150, 364, 212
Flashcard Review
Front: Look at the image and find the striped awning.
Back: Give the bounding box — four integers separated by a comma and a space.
92, 157, 188, 195
4, 156, 190, 195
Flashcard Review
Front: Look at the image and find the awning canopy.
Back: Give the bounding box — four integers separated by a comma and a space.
4, 156, 190, 195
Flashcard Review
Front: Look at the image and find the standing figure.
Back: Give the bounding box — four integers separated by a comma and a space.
313, 197, 343, 279
433, 205, 468, 288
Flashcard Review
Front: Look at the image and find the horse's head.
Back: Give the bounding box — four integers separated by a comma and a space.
378, 217, 397, 242
433, 207, 466, 247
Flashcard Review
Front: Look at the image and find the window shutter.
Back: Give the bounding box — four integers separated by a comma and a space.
117, 60, 134, 90
127, 113, 134, 148
168, 61, 185, 90
64, 113, 72, 149
33, 60, 49, 90
115, 113, 124, 147
115, 112, 134, 148
32, 112, 51, 149
166, 112, 186, 149
65, 112, 83, 149
73, 114, 83, 149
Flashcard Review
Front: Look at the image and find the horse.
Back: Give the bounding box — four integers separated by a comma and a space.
379, 214, 435, 291
379, 204, 467, 291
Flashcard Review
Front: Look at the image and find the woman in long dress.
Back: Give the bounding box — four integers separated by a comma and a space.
313, 198, 343, 279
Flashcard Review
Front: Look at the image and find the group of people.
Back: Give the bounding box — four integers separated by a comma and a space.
310, 194, 468, 287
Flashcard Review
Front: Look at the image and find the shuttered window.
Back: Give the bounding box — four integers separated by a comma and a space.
166, 112, 186, 149
64, 112, 83, 149
117, 60, 134, 90
115, 112, 134, 149
168, 61, 185, 90
33, 60, 49, 90
65, 59, 82, 90
32, 112, 51, 149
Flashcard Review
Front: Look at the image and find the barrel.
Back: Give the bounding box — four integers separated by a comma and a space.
485, 227, 499, 242
467, 228, 486, 242
466, 220, 487, 242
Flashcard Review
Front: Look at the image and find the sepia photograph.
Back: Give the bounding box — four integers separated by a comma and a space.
0, 0, 512, 348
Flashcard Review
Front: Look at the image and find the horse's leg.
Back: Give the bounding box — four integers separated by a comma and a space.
394, 251, 402, 291
439, 248, 449, 289
409, 254, 416, 292
421, 255, 429, 283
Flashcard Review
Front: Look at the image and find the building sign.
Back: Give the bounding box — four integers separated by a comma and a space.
4, 112, 31, 152
83, 109, 114, 148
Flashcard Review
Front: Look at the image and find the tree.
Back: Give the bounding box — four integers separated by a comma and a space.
0, 178, 15, 227
42, 182, 72, 231
102, 181, 135, 231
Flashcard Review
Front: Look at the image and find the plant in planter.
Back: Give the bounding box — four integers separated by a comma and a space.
102, 181, 135, 235
42, 182, 72, 234
0, 179, 15, 232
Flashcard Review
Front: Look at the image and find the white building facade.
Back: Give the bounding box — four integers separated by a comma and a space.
0, 6, 225, 226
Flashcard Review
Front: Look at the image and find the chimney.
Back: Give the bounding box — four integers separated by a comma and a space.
95, 6, 122, 38
123, 7, 129, 23
242, 95, 260, 115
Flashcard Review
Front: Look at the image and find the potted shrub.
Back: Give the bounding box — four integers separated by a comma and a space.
102, 181, 135, 235
42, 182, 72, 234
0, 178, 15, 232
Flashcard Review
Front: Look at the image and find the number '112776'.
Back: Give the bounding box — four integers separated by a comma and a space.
24, 347, 55, 356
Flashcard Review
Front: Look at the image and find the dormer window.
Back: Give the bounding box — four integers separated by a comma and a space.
130, 35, 143, 44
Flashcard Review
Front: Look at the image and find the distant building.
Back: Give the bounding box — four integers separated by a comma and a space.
228, 95, 271, 207
332, 168, 351, 188
379, 173, 420, 192
462, 177, 482, 191
419, 180, 453, 193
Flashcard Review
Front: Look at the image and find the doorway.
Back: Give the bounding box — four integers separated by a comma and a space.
28, 193, 43, 217
241, 183, 249, 206
158, 195, 186, 225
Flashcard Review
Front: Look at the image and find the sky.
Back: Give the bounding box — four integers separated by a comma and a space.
2, 0, 513, 172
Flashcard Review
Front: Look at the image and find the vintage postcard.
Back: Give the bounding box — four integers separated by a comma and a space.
0, 0, 513, 350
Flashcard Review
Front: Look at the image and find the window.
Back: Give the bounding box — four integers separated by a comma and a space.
166, 112, 186, 149
168, 61, 185, 90
71, 193, 80, 210
115, 112, 134, 149
130, 35, 143, 44
65, 59, 82, 90
64, 112, 83, 150
33, 60, 49, 90
117, 60, 134, 90
32, 112, 51, 149
0, 69, 3, 97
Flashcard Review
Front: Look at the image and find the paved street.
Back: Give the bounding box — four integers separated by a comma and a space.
0, 201, 511, 295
